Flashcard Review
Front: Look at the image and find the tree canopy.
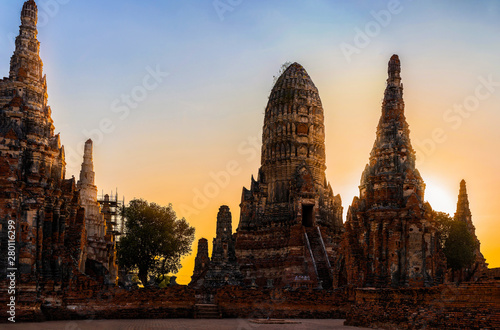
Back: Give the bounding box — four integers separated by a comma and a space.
444, 220, 476, 271
434, 211, 476, 271
434, 211, 454, 247
117, 199, 195, 286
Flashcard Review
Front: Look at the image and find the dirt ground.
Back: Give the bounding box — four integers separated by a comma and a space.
1, 319, 370, 330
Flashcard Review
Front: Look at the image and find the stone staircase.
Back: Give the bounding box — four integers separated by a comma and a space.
305, 227, 333, 289
194, 304, 221, 319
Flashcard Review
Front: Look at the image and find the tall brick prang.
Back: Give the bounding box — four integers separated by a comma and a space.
235, 63, 343, 289
77, 139, 118, 284
340, 55, 446, 288
453, 180, 487, 280
0, 0, 88, 288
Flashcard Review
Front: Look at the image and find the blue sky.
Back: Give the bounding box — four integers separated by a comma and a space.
1, 0, 500, 281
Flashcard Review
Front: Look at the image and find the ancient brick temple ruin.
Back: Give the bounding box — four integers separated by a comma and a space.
191, 63, 346, 291
452, 179, 487, 280
0, 0, 117, 292
0, 0, 85, 287
77, 139, 118, 284
193, 57, 491, 291
190, 206, 242, 289
0, 2, 497, 327
340, 55, 446, 288
235, 63, 344, 289
190, 238, 210, 288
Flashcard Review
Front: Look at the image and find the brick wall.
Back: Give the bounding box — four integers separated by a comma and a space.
346, 280, 500, 329
0, 284, 196, 322
2, 281, 498, 328
215, 285, 349, 319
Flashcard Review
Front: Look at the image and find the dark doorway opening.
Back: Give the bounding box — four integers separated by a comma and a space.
302, 205, 314, 227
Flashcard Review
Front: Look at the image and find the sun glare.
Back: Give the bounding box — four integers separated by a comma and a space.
424, 180, 457, 215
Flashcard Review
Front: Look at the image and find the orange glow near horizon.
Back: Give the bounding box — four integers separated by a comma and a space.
193, 73, 496, 284
1, 0, 498, 288
424, 179, 457, 216
85, 61, 500, 285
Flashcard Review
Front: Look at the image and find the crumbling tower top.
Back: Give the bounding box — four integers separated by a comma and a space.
216, 205, 233, 241
455, 179, 472, 225
10, 0, 43, 82
388, 54, 401, 82
78, 139, 95, 186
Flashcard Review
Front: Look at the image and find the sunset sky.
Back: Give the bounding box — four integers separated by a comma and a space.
1, 0, 499, 284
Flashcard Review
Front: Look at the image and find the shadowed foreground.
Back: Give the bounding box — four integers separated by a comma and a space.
1, 319, 367, 330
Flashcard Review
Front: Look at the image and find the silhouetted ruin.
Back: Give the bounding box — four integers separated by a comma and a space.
0, 2, 498, 328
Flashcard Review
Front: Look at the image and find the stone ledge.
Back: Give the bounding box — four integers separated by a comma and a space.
250, 319, 302, 324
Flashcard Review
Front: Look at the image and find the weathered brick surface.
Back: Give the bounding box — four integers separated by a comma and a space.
216, 286, 349, 319
235, 63, 343, 290
190, 206, 242, 291
449, 180, 488, 282
0, 285, 196, 322
2, 281, 498, 327
190, 238, 210, 288
346, 280, 500, 329
77, 140, 118, 284
339, 55, 446, 289
0, 0, 92, 292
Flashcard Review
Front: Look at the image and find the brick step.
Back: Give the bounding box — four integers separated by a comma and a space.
196, 313, 220, 319
194, 304, 221, 319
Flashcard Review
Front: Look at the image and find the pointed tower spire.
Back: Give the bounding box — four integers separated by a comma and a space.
1, 0, 55, 144
10, 0, 43, 82
344, 55, 445, 288
453, 180, 488, 276
455, 179, 472, 225
379, 55, 406, 126
78, 139, 95, 186
361, 54, 423, 207
21, 0, 38, 28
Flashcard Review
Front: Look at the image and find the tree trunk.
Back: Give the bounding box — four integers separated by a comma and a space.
138, 268, 148, 287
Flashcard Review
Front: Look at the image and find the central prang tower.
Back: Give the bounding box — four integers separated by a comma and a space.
235, 63, 343, 289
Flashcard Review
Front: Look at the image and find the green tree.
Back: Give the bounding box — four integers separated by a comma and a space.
434, 211, 477, 273
443, 220, 476, 271
117, 199, 195, 286
434, 211, 454, 247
